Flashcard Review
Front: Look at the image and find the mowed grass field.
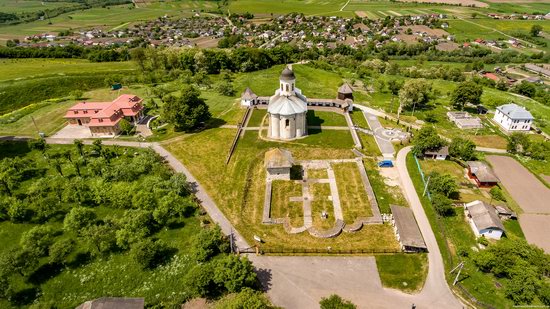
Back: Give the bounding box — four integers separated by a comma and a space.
163, 125, 399, 251
229, 0, 479, 18
446, 18, 550, 41
0, 0, 78, 13
0, 59, 136, 81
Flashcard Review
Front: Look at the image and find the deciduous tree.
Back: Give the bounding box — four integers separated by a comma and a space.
319, 294, 357, 309
450, 81, 483, 110
412, 126, 445, 155
63, 207, 97, 234
161, 86, 211, 132
398, 79, 432, 111
449, 137, 476, 161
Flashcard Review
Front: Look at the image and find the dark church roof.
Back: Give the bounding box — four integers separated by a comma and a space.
280, 67, 296, 81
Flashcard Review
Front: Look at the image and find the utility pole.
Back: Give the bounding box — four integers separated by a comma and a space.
31, 116, 40, 135
450, 261, 465, 286
422, 176, 431, 197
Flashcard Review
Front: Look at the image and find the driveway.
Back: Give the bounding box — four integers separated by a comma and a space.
50, 124, 93, 139
362, 111, 395, 157
487, 155, 550, 252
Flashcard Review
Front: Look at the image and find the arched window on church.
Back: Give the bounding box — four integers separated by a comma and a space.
292, 84, 294, 91
285, 119, 290, 127
285, 84, 289, 92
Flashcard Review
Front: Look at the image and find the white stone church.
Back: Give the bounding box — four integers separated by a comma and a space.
241, 66, 354, 141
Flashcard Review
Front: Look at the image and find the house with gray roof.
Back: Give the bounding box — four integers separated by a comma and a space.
466, 161, 499, 187
465, 200, 505, 240
493, 103, 534, 132
390, 205, 427, 252
264, 148, 294, 180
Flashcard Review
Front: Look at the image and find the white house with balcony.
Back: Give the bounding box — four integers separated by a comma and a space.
493, 103, 534, 132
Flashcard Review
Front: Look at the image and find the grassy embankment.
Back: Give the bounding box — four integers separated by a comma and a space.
406, 152, 525, 308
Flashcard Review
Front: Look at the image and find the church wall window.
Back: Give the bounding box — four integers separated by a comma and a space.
285, 119, 290, 127
286, 84, 289, 91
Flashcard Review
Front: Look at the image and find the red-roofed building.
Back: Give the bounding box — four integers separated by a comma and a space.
483, 72, 500, 82
65, 95, 144, 136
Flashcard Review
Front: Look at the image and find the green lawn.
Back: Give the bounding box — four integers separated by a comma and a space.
350, 109, 368, 128
376, 253, 428, 293
0, 59, 136, 82
247, 108, 267, 127
333, 162, 373, 223
234, 64, 344, 100
163, 127, 399, 251
307, 110, 348, 127
310, 182, 335, 230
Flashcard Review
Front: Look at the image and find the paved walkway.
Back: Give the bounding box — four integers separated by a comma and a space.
395, 146, 463, 309
135, 116, 153, 138
362, 111, 395, 157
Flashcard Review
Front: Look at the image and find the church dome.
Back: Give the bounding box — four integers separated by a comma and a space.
280, 67, 295, 81
268, 95, 307, 116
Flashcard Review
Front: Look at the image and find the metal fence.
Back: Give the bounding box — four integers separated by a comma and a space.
240, 247, 402, 255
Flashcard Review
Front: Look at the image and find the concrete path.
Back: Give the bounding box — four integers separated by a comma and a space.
475, 146, 507, 153
395, 146, 463, 309
135, 116, 153, 137
362, 111, 395, 157
344, 112, 362, 149
325, 165, 344, 221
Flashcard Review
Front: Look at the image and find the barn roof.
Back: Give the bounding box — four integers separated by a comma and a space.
465, 200, 505, 231
467, 161, 499, 183
391, 205, 427, 249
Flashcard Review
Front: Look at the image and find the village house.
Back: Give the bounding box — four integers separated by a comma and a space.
447, 112, 483, 129
264, 148, 294, 180
423, 146, 449, 160
466, 161, 499, 187
390, 205, 427, 252
64, 95, 144, 137
465, 200, 505, 240
493, 103, 534, 132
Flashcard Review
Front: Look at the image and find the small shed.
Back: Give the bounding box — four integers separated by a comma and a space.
241, 87, 258, 107
466, 161, 499, 187
495, 204, 517, 220
264, 148, 294, 180
424, 146, 449, 160
465, 200, 505, 240
390, 205, 427, 252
